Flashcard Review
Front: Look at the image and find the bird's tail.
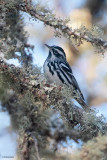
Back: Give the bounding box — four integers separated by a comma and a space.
75, 97, 90, 112
79, 90, 85, 101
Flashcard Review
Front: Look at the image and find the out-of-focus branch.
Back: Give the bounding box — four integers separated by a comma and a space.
70, 133, 107, 160
20, 133, 40, 160
44, 133, 107, 160
0, 0, 33, 67
19, 2, 107, 52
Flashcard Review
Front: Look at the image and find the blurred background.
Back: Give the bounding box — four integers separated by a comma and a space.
0, 0, 107, 157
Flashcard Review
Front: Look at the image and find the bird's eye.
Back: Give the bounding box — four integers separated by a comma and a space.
53, 50, 58, 55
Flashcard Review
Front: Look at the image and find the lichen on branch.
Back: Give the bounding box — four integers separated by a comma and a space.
0, 57, 107, 160
19, 1, 107, 54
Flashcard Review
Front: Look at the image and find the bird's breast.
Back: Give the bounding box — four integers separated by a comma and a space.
43, 60, 63, 85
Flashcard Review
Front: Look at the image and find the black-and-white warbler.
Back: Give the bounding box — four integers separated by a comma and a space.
44, 44, 88, 110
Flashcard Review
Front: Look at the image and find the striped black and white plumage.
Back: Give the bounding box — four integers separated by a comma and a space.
44, 44, 88, 110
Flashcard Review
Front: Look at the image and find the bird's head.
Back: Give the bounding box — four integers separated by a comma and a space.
45, 44, 66, 59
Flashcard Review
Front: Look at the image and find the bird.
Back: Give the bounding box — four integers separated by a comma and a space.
43, 44, 89, 111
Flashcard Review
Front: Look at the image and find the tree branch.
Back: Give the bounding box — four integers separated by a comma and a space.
0, 58, 107, 143
19, 2, 107, 52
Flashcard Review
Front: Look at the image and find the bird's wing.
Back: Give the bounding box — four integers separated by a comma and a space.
58, 60, 84, 100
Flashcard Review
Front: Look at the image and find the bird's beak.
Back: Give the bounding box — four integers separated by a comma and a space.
44, 44, 51, 49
